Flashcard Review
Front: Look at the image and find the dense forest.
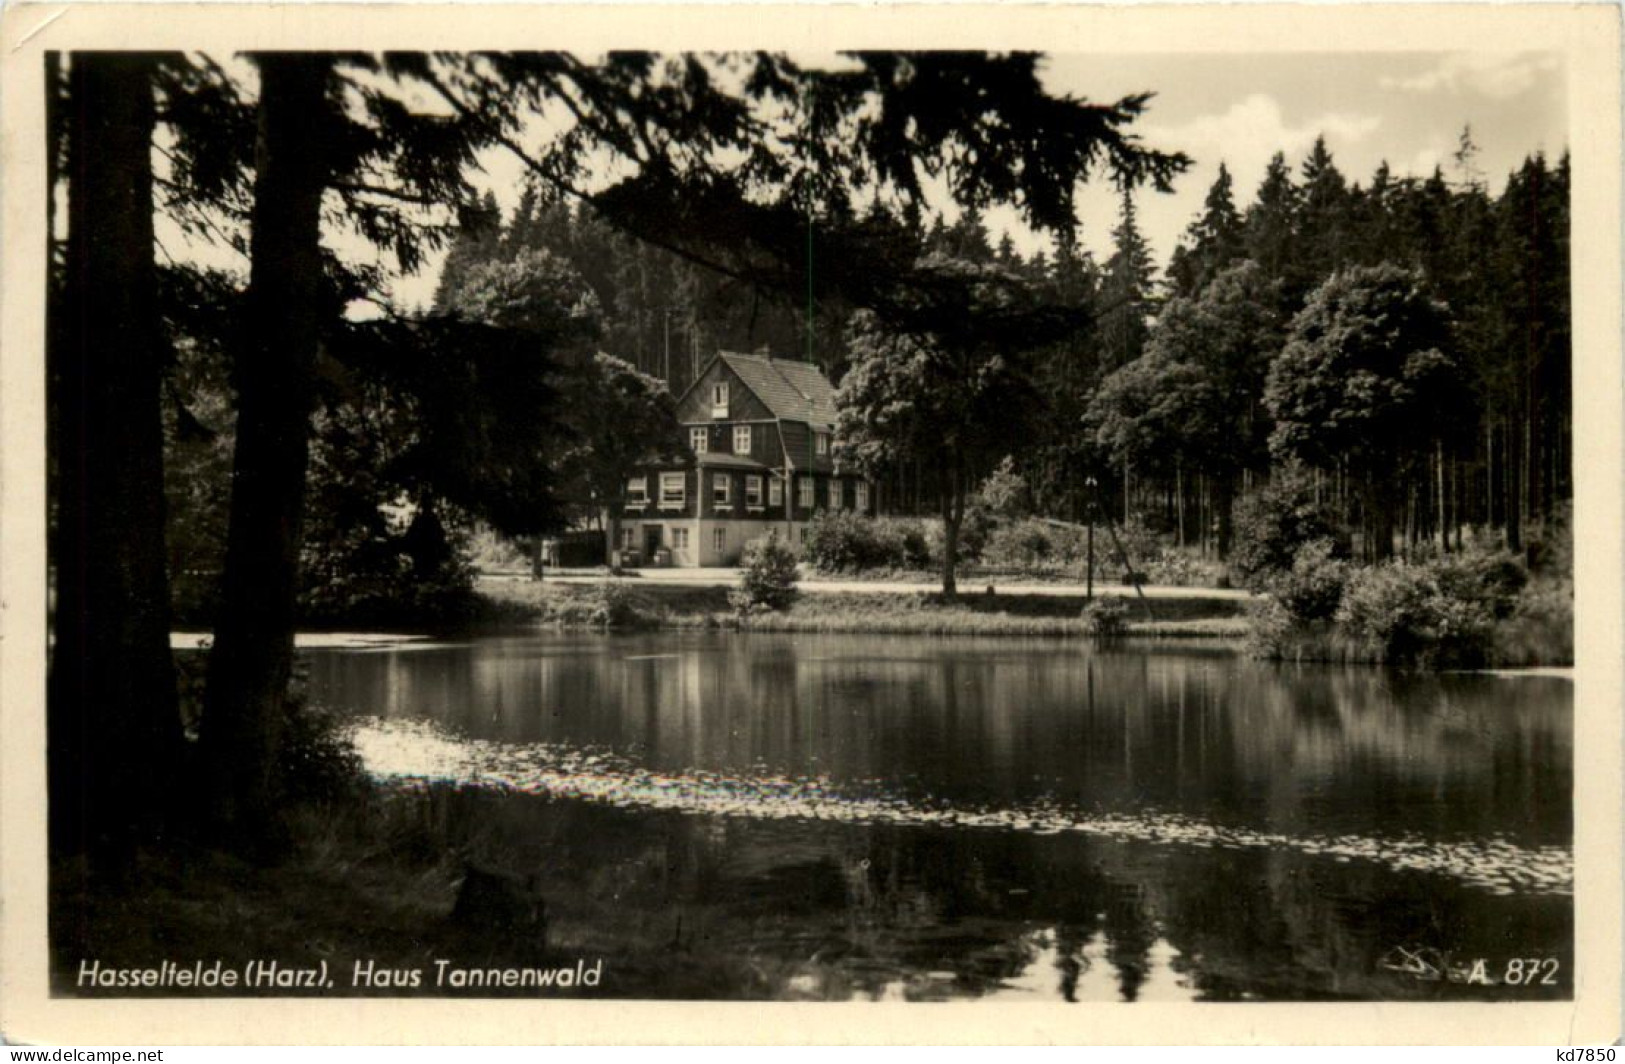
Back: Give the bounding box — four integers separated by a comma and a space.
450, 133, 1568, 566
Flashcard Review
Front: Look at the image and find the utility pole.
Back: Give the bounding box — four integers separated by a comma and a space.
1085, 475, 1097, 600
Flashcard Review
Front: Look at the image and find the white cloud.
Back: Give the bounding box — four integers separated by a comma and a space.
1141, 93, 1381, 196
1398, 147, 1445, 181
1379, 53, 1559, 100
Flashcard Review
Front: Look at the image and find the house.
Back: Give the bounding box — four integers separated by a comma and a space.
618, 349, 874, 566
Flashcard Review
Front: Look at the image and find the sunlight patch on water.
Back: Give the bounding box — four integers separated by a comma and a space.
349, 718, 1573, 898
171, 632, 433, 650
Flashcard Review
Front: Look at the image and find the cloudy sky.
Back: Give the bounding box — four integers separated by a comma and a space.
1042, 50, 1567, 271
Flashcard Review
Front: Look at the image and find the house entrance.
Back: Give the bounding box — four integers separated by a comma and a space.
644, 525, 664, 564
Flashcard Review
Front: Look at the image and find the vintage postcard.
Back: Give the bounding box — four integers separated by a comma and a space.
1, 2, 1619, 1047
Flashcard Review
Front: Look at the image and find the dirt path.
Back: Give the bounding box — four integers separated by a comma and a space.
486, 568, 1253, 602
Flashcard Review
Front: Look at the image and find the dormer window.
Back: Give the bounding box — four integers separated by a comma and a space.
815, 432, 830, 456
733, 425, 752, 454
690, 427, 708, 454
710, 382, 730, 418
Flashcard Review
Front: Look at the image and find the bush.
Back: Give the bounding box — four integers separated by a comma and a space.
1264, 538, 1349, 623
1230, 466, 1348, 586
804, 511, 889, 572
1114, 516, 1164, 572
888, 519, 934, 571
730, 533, 800, 614
1336, 560, 1495, 667
804, 512, 938, 573
276, 695, 366, 807
973, 456, 1030, 519
1082, 597, 1129, 639
587, 580, 643, 629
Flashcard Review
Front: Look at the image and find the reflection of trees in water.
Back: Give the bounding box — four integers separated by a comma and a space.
314, 636, 1569, 848
372, 785, 1565, 1000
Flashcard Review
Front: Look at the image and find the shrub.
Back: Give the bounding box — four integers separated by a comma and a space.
1146, 549, 1227, 589
1230, 466, 1348, 586
730, 533, 800, 614
1264, 538, 1349, 623
981, 519, 1055, 569
804, 512, 939, 572
1242, 596, 1299, 659
1082, 597, 1129, 639
887, 518, 934, 571
1336, 561, 1495, 667
276, 695, 366, 807
973, 456, 1030, 519
587, 580, 643, 629
804, 511, 888, 572
1114, 516, 1164, 572
925, 505, 994, 564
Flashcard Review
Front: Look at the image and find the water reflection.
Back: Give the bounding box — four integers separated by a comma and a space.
305, 632, 1573, 1001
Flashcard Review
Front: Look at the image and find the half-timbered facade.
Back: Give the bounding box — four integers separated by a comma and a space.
618, 350, 874, 566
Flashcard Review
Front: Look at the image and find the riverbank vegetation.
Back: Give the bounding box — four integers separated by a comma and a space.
1236, 472, 1571, 666
474, 577, 1247, 639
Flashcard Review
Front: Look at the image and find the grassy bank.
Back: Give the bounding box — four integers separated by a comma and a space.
51, 794, 803, 1000
474, 577, 1248, 639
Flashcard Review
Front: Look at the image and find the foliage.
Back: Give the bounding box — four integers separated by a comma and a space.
1262, 538, 1349, 623
438, 246, 604, 339
1082, 597, 1129, 639
274, 695, 366, 809
729, 533, 800, 614
835, 259, 1053, 594
1335, 561, 1497, 667
587, 581, 644, 630
1267, 264, 1459, 473
805, 511, 897, 572
296, 399, 479, 627
1229, 467, 1348, 586
802, 513, 941, 573
974, 456, 1031, 519
981, 519, 1085, 571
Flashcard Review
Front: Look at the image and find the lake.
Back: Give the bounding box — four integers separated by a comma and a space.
304, 631, 1573, 1002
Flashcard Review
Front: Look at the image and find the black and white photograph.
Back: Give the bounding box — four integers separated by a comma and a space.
1, 2, 1619, 1047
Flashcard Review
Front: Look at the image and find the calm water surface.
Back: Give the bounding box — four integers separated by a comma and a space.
305, 631, 1572, 1001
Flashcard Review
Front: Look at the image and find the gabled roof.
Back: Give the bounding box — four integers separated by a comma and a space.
714, 351, 841, 428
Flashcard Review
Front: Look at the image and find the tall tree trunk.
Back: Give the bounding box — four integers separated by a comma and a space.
937, 448, 960, 598
49, 53, 181, 865
1214, 473, 1235, 559
202, 54, 333, 847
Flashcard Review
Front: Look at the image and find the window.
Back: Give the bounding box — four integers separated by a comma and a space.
626, 475, 649, 506
710, 381, 729, 417
659, 472, 686, 507
672, 527, 689, 550
798, 475, 815, 509
745, 475, 763, 508
768, 477, 784, 507
713, 528, 726, 554
712, 473, 732, 507
690, 427, 709, 454
733, 425, 752, 454
828, 478, 842, 509
620, 527, 636, 550
815, 432, 830, 456
855, 482, 869, 512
